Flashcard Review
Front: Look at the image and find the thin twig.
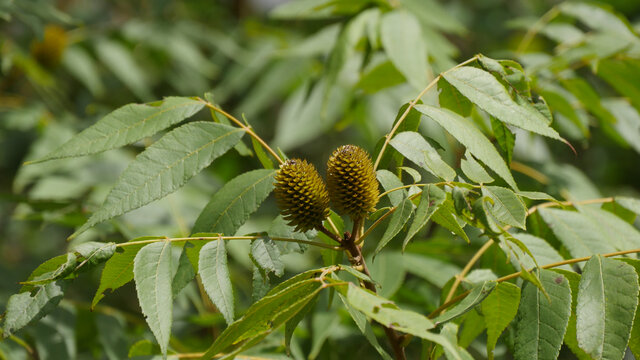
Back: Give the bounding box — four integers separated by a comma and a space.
516, 6, 561, 55
198, 99, 283, 165
372, 56, 479, 171
116, 235, 341, 250
429, 247, 640, 319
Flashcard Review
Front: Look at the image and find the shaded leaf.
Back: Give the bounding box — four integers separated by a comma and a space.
482, 282, 520, 359
374, 195, 414, 257
402, 253, 461, 288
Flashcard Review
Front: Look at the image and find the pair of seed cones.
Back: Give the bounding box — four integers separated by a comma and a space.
274, 145, 379, 232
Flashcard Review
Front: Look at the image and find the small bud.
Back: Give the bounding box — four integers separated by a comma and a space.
274, 159, 330, 232
327, 145, 379, 219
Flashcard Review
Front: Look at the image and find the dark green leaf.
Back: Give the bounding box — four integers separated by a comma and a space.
71, 122, 245, 239
192, 169, 276, 237
403, 185, 446, 250
514, 269, 571, 360
133, 241, 173, 356
199, 240, 234, 324
576, 255, 639, 359
415, 104, 518, 190
2, 281, 66, 337
442, 67, 564, 141
374, 195, 414, 257
482, 282, 520, 359
434, 281, 496, 324
30, 97, 204, 164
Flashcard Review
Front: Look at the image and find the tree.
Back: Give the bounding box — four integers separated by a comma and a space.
1, 1, 640, 359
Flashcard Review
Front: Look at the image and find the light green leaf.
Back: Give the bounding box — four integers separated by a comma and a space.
72, 241, 117, 267
337, 290, 393, 360
432, 198, 470, 243
381, 10, 428, 90
438, 78, 472, 117
559, 2, 637, 40
403, 185, 446, 250
434, 281, 496, 324
251, 237, 284, 277
2, 281, 66, 337
199, 240, 234, 324
482, 186, 527, 229
442, 66, 564, 141
341, 283, 464, 360
29, 97, 204, 164
192, 169, 276, 237
368, 252, 405, 298
514, 269, 572, 360
618, 259, 640, 358
578, 205, 640, 251
616, 196, 640, 215
539, 208, 617, 259
374, 195, 414, 257
71, 122, 244, 239
402, 253, 461, 288
517, 191, 557, 201
133, 241, 173, 356
200, 278, 323, 359
503, 233, 569, 271
440, 323, 474, 360
576, 256, 639, 360
390, 131, 456, 181
92, 238, 152, 309
460, 152, 494, 184
602, 99, 640, 154
95, 39, 152, 101
376, 169, 405, 206
415, 104, 518, 190
482, 282, 520, 359
551, 269, 591, 360
62, 46, 104, 96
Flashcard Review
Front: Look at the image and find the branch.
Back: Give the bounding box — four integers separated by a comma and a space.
198, 99, 283, 165
372, 55, 479, 171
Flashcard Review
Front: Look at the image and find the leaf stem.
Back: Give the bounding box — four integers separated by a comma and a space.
116, 235, 341, 251
198, 99, 284, 165
372, 55, 479, 171
515, 6, 560, 55
429, 247, 640, 319
439, 196, 616, 314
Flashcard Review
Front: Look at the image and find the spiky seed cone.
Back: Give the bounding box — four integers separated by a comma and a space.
327, 145, 379, 219
274, 159, 330, 232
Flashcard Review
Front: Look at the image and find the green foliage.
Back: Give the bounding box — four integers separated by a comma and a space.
2, 1, 640, 360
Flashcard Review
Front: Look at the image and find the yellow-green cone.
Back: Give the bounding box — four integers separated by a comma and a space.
274, 159, 330, 232
327, 145, 379, 219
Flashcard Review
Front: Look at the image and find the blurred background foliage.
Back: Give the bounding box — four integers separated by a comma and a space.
1, 0, 640, 359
